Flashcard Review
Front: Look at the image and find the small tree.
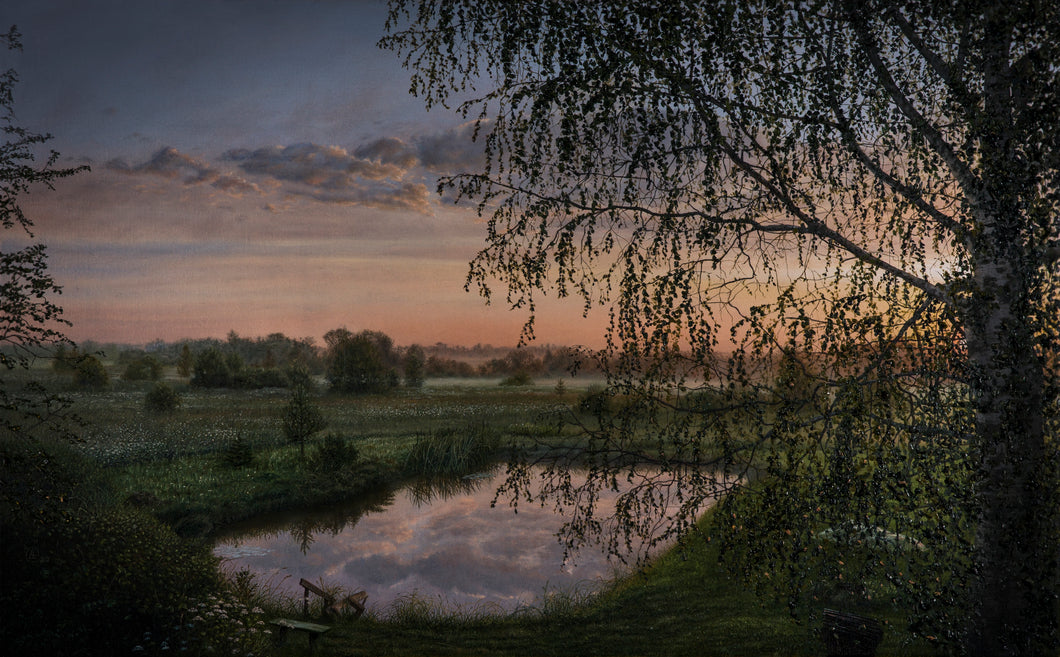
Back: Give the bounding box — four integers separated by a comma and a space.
282, 384, 327, 459
403, 344, 426, 388
176, 344, 193, 378
192, 347, 231, 388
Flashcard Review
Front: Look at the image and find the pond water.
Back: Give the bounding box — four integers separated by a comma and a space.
213, 466, 696, 616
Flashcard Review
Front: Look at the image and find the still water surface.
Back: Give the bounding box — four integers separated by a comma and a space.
214, 467, 657, 615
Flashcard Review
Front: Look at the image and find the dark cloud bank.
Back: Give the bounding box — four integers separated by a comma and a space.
104, 123, 484, 214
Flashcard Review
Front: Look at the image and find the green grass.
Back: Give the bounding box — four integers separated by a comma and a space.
276, 528, 934, 656
17, 371, 940, 655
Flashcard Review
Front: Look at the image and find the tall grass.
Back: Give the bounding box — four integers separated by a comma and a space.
403, 423, 502, 477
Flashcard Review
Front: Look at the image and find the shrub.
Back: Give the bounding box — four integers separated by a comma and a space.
73, 354, 109, 389
221, 436, 254, 469
500, 370, 533, 386
1, 441, 221, 656
192, 347, 231, 387
309, 433, 359, 472
578, 384, 613, 415
123, 356, 162, 381
144, 382, 180, 413
232, 366, 288, 389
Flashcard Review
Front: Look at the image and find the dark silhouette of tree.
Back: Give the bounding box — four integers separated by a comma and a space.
1, 26, 87, 439
324, 328, 399, 393
403, 344, 426, 388
191, 346, 232, 388
176, 343, 193, 378
383, 2, 1059, 654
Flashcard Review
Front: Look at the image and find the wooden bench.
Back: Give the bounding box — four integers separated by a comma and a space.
299, 577, 368, 618
269, 618, 330, 653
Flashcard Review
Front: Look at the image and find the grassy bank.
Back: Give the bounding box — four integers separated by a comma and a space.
12, 373, 938, 655
249, 518, 933, 657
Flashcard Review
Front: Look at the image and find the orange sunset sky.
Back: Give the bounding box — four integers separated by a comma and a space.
6, 0, 609, 349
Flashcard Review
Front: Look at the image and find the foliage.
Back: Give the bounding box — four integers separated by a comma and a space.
73, 353, 109, 389
0, 437, 221, 657
176, 343, 193, 377
404, 343, 426, 387
124, 355, 163, 381
383, 2, 1060, 655
308, 432, 360, 472
325, 327, 400, 393
0, 26, 86, 440
222, 434, 255, 469
144, 381, 180, 413
192, 346, 232, 387
282, 383, 327, 458
131, 594, 272, 657
499, 370, 533, 386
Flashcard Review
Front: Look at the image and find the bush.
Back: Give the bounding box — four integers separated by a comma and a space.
73, 354, 109, 389
309, 433, 359, 472
123, 356, 162, 381
500, 370, 533, 386
232, 366, 288, 389
144, 382, 180, 413
221, 436, 254, 469
1, 438, 221, 656
578, 384, 613, 415
192, 347, 231, 387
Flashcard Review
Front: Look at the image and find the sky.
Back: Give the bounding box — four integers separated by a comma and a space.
4, 0, 608, 348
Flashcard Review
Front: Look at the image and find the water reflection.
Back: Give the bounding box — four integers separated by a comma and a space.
214, 467, 656, 615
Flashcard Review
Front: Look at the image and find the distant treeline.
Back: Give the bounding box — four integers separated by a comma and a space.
58, 329, 599, 391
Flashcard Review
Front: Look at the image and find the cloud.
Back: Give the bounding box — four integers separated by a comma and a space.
106, 146, 261, 196
100, 126, 486, 216
354, 137, 418, 169
414, 121, 486, 173
222, 142, 432, 212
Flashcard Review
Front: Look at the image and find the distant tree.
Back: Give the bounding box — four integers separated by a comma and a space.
50, 344, 78, 374
191, 347, 231, 388
73, 355, 109, 390
176, 344, 193, 378
123, 356, 162, 381
1, 26, 87, 438
403, 344, 426, 388
282, 384, 327, 459
385, 3, 1060, 654
324, 328, 399, 393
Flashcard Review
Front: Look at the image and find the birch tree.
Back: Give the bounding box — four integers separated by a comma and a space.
383, 2, 1059, 654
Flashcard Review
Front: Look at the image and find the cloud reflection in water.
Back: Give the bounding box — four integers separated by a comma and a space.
213, 469, 646, 615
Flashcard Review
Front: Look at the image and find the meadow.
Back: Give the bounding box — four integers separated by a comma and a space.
4, 363, 937, 656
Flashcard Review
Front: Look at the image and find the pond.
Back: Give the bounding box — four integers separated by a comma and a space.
213, 466, 704, 616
